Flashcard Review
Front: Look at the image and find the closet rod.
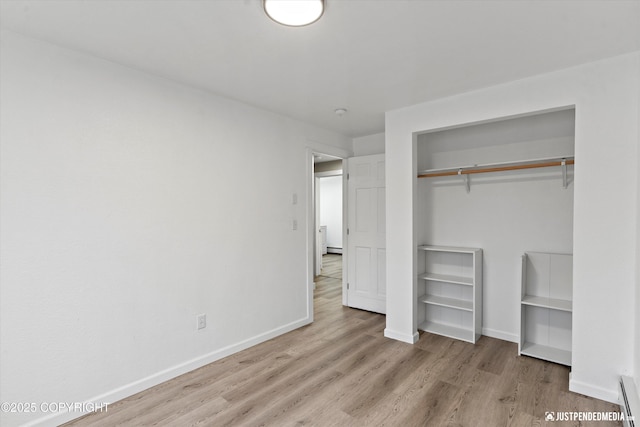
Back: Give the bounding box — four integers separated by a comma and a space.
418, 158, 574, 178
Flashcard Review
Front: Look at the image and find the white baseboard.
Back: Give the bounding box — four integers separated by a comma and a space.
327, 247, 342, 254
27, 316, 312, 427
482, 327, 519, 343
569, 374, 619, 404
384, 328, 419, 344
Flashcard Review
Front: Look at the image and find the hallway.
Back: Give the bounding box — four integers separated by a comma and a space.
314, 253, 342, 300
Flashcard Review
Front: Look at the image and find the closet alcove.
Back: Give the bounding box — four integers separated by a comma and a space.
415, 108, 575, 365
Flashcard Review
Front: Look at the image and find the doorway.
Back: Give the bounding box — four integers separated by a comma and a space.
312, 152, 346, 309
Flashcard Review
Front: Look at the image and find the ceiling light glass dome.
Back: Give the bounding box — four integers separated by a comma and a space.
264, 0, 324, 27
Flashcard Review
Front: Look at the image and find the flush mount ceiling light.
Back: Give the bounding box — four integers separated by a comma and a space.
264, 0, 324, 27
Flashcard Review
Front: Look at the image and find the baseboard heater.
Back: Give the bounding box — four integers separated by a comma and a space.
620, 376, 639, 427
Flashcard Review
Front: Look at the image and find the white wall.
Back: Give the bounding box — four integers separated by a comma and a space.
0, 31, 351, 427
319, 176, 343, 250
352, 132, 385, 156
417, 110, 575, 342
386, 52, 639, 403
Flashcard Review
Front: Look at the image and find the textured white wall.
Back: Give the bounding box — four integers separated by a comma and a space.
319, 176, 343, 250
386, 52, 640, 403
0, 31, 351, 426
352, 132, 385, 156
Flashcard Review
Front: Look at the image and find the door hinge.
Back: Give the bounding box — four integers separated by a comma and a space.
347, 228, 349, 235
347, 282, 350, 290
347, 173, 350, 180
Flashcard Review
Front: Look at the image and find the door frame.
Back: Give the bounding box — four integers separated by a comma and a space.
315, 175, 322, 277
306, 146, 350, 321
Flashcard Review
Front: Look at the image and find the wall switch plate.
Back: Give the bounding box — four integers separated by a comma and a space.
197, 314, 206, 330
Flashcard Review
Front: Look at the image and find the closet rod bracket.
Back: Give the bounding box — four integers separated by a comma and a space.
561, 159, 568, 189
458, 169, 470, 193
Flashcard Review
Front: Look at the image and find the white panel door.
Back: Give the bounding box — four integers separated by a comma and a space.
347, 154, 386, 314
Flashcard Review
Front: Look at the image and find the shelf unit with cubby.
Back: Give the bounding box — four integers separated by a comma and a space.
417, 245, 482, 344
519, 252, 573, 366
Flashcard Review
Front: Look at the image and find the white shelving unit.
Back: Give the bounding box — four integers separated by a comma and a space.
519, 252, 573, 366
417, 245, 482, 344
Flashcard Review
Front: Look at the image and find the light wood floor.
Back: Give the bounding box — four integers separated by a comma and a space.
65, 254, 619, 426
317, 252, 342, 280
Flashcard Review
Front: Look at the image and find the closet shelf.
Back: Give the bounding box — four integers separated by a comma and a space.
521, 295, 572, 312
419, 245, 482, 254
418, 272, 473, 286
418, 294, 473, 311
419, 321, 475, 343
418, 155, 575, 191
520, 342, 571, 366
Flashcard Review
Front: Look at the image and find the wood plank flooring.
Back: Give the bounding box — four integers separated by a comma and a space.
65, 254, 620, 426
317, 252, 342, 280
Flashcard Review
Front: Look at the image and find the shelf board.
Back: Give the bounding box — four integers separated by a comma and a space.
520, 342, 571, 366
419, 272, 473, 286
521, 295, 572, 312
418, 294, 473, 311
418, 321, 475, 343
418, 245, 481, 254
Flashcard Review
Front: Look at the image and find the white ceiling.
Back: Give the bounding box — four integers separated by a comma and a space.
1, 0, 639, 138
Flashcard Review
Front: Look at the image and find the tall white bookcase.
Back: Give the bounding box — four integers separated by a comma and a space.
519, 252, 573, 366
417, 245, 483, 344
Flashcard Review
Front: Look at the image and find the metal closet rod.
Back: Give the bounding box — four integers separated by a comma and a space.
418, 156, 575, 178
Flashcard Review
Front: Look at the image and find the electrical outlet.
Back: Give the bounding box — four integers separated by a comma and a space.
292, 193, 298, 205
292, 219, 297, 230
197, 314, 206, 330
